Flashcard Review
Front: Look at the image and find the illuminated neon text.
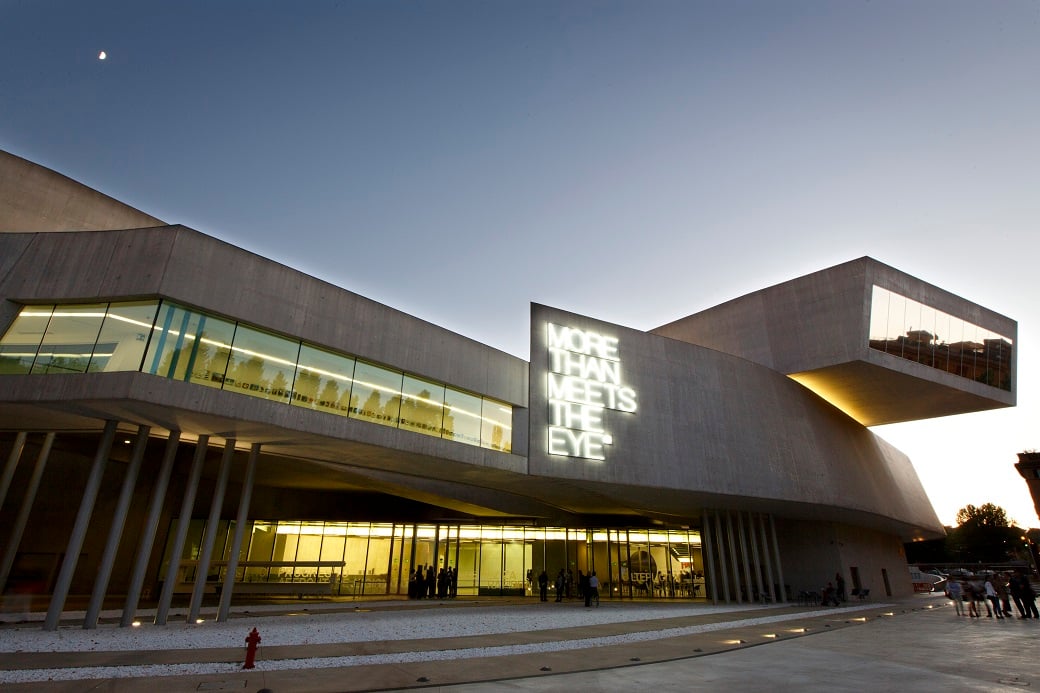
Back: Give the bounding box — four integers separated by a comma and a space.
546, 323, 636, 460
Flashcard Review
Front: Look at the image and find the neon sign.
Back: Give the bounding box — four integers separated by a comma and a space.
546, 323, 637, 460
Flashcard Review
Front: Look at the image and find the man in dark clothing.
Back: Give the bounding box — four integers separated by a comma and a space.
538, 570, 549, 601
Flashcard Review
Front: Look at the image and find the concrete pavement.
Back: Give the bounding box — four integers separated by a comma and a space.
1, 593, 1038, 692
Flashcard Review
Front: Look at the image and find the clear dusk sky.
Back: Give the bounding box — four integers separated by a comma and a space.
2, 1, 1038, 528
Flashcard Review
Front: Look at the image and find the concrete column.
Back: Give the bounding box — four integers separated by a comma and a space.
714, 511, 730, 603
700, 510, 718, 604
0, 433, 54, 591
745, 512, 764, 602
84, 425, 150, 629
217, 442, 259, 622
725, 511, 741, 603
44, 420, 118, 631
736, 512, 754, 601
756, 514, 777, 602
121, 431, 180, 627
769, 514, 786, 603
188, 438, 235, 623
0, 431, 28, 513
155, 435, 208, 625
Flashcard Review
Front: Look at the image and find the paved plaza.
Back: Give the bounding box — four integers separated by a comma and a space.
1, 593, 1038, 692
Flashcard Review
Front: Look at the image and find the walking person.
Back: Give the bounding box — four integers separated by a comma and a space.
538, 569, 549, 602
554, 569, 565, 602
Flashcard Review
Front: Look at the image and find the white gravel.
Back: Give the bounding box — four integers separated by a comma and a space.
0, 601, 882, 684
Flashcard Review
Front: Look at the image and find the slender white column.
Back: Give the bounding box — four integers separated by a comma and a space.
84, 426, 150, 629
700, 510, 718, 604
725, 511, 741, 603
121, 431, 180, 627
0, 431, 27, 513
44, 421, 118, 631
714, 511, 730, 602
217, 442, 259, 622
188, 438, 235, 623
757, 513, 777, 602
155, 435, 208, 625
0, 433, 54, 591
769, 514, 787, 603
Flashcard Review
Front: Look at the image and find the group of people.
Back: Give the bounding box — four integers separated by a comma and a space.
407, 564, 458, 600
536, 568, 600, 606
946, 570, 1039, 619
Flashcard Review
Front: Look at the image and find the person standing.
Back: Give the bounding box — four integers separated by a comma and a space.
586, 571, 600, 607
554, 569, 566, 602
947, 579, 964, 616
538, 569, 549, 602
835, 573, 846, 602
1017, 571, 1039, 618
984, 577, 1004, 619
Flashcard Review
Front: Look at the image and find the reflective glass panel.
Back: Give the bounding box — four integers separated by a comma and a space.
443, 387, 482, 445
481, 399, 512, 452
224, 324, 299, 403
399, 375, 445, 437
31, 303, 107, 374
0, 305, 53, 374
144, 304, 235, 388
868, 286, 1012, 392
349, 361, 403, 427
87, 301, 159, 373
292, 344, 355, 416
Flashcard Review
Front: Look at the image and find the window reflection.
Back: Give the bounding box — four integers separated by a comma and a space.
225, 324, 299, 403
87, 301, 160, 373
869, 286, 1013, 391
350, 361, 403, 427
0, 306, 54, 374
1, 300, 514, 452
31, 303, 107, 374
292, 344, 356, 415
444, 387, 482, 445
400, 375, 445, 436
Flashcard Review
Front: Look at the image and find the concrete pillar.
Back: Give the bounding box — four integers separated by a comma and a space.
155, 435, 208, 625
0, 433, 54, 591
84, 425, 150, 629
0, 431, 27, 513
736, 512, 755, 601
701, 510, 718, 604
188, 438, 235, 623
725, 511, 741, 603
757, 513, 777, 602
121, 431, 180, 627
769, 514, 786, 603
714, 511, 730, 603
217, 442, 259, 622
44, 421, 118, 631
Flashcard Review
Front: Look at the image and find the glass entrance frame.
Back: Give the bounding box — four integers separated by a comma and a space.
163, 520, 705, 600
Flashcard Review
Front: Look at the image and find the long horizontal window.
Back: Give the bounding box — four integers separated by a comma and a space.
0, 300, 512, 452
869, 286, 1013, 391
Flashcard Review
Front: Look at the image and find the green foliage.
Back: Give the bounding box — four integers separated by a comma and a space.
947, 503, 1020, 563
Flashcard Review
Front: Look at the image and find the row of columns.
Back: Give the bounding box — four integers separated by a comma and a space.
0, 424, 260, 630
701, 508, 786, 604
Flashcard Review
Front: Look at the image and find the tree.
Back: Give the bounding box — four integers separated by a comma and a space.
946, 503, 1020, 563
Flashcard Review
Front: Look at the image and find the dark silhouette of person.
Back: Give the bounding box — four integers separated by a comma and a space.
538, 570, 549, 601
426, 565, 436, 599
835, 572, 846, 602
554, 569, 566, 602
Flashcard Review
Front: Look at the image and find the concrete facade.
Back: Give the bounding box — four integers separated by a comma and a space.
0, 152, 1019, 623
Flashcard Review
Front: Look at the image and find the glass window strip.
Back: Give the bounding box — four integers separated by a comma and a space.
1, 300, 513, 451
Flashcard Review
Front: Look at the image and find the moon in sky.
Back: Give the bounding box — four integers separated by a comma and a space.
98, 51, 107, 60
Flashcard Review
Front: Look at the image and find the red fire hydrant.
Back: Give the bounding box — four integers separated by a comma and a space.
244, 627, 261, 669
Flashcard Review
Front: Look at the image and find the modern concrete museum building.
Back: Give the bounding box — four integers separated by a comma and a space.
0, 150, 1017, 628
